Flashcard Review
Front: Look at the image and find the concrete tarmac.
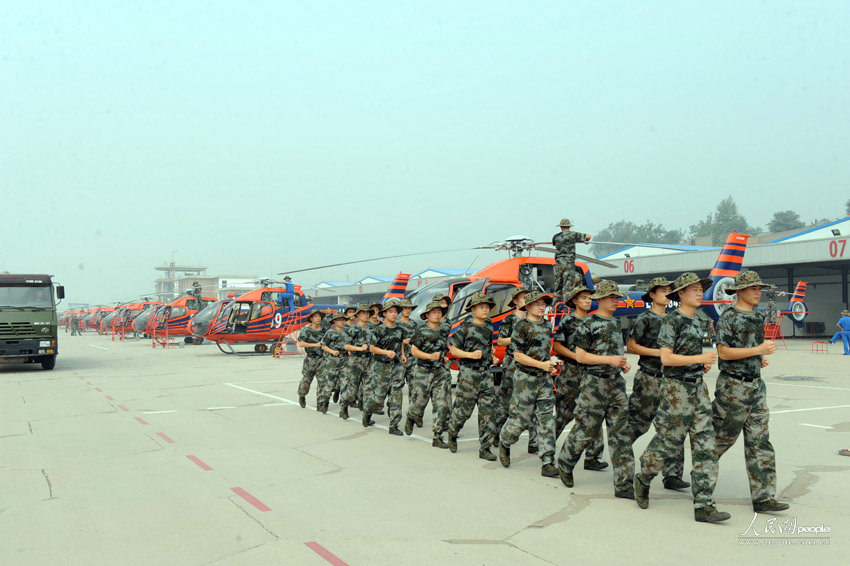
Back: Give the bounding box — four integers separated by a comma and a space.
1, 333, 848, 565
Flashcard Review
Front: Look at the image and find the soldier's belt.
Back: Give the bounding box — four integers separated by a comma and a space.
722, 371, 760, 383
349, 351, 370, 357
586, 371, 619, 379
638, 367, 663, 379
664, 374, 701, 384
459, 361, 491, 370
373, 356, 399, 364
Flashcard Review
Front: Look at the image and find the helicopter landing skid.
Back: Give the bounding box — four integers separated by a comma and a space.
215, 341, 273, 356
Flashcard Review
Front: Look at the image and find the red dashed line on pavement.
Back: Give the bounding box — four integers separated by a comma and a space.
155, 432, 176, 444
94, 387, 102, 392
134, 417, 149, 425
305, 542, 349, 566
186, 455, 213, 471
230, 487, 271, 512
118, 405, 129, 412
105, 395, 114, 401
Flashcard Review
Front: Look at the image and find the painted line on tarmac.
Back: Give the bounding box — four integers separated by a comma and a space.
118, 405, 129, 412
799, 423, 833, 430
186, 455, 213, 471
770, 382, 850, 392
773, 404, 850, 415
143, 410, 177, 414
105, 395, 113, 401
305, 541, 349, 566
224, 383, 474, 444
155, 432, 176, 444
230, 487, 271, 512
207, 406, 237, 410
88, 344, 108, 351
94, 388, 102, 392
134, 417, 150, 425
230, 379, 301, 385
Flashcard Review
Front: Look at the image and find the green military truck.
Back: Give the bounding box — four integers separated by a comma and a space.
0, 273, 65, 370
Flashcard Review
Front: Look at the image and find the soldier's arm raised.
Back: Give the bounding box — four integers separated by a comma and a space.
660, 347, 716, 366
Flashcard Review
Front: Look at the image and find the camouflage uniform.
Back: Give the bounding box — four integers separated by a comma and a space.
764, 288, 778, 322
553, 225, 586, 303
558, 313, 634, 493
341, 321, 372, 411
297, 325, 325, 399
628, 310, 685, 480
500, 317, 556, 466
317, 326, 348, 411
553, 314, 603, 458
439, 319, 453, 405
496, 312, 539, 448
637, 309, 720, 510
448, 317, 496, 451
712, 306, 779, 505
406, 322, 450, 437
398, 318, 418, 398
366, 322, 406, 428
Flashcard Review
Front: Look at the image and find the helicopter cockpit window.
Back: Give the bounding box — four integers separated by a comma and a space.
294, 293, 303, 307
169, 307, 187, 319
485, 284, 518, 314
447, 279, 487, 322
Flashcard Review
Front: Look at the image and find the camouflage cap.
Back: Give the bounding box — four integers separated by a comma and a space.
420, 299, 448, 320
308, 309, 326, 319
641, 276, 673, 303
464, 292, 496, 312
355, 304, 372, 314
398, 299, 415, 310
381, 299, 401, 313
590, 280, 626, 299
331, 311, 348, 322
369, 302, 383, 310
724, 270, 771, 294
841, 309, 850, 317
518, 291, 553, 311
566, 285, 592, 306
508, 287, 530, 306
432, 293, 452, 305
558, 218, 572, 227
344, 304, 357, 313
666, 272, 712, 299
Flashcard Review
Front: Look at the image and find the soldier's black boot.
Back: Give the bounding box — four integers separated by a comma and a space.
753, 499, 790, 513
404, 416, 415, 436
584, 458, 609, 471
527, 444, 539, 454
298, 395, 306, 408
339, 404, 349, 420
415, 416, 423, 428
479, 447, 497, 461
663, 476, 690, 490
694, 505, 731, 523
332, 390, 339, 403
499, 442, 511, 468
388, 426, 403, 436
432, 436, 449, 449
614, 486, 635, 500
559, 466, 574, 488
541, 464, 558, 478
318, 402, 328, 414
634, 478, 650, 509
362, 412, 374, 427
448, 434, 458, 453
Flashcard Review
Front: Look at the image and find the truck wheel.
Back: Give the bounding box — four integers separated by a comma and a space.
41, 356, 56, 370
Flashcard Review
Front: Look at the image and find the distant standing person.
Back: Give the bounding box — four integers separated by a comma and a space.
834, 310, 850, 355
553, 218, 591, 305
764, 285, 785, 323
191, 281, 203, 309
713, 271, 789, 513
278, 276, 296, 312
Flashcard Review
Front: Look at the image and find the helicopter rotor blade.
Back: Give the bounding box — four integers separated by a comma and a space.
576, 254, 617, 269
278, 248, 477, 276
590, 240, 720, 251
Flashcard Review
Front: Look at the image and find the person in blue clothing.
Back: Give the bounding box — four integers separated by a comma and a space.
836, 310, 850, 355
278, 276, 296, 312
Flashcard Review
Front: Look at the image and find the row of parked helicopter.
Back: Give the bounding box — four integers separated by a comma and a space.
60, 233, 809, 360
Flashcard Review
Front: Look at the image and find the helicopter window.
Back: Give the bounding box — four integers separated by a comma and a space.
294, 294, 303, 307
447, 279, 487, 322
484, 284, 518, 314
169, 307, 187, 319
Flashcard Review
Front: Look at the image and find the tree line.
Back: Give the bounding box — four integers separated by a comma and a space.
590, 196, 849, 256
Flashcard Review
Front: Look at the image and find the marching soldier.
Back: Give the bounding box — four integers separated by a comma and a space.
340, 305, 373, 420
714, 271, 789, 513
496, 287, 540, 454
553, 218, 591, 305
317, 312, 348, 414
634, 272, 730, 523
626, 277, 689, 491
447, 292, 497, 461
297, 311, 326, 408
552, 285, 606, 470
557, 280, 635, 499
364, 300, 407, 435
498, 291, 559, 478
398, 298, 418, 402
433, 293, 454, 407
405, 299, 451, 448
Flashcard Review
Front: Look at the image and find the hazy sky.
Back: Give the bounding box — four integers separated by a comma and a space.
3, 2, 849, 304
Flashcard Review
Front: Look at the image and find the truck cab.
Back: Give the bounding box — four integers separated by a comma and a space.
0, 274, 65, 370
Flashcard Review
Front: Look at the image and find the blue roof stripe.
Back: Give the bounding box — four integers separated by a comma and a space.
766, 217, 850, 243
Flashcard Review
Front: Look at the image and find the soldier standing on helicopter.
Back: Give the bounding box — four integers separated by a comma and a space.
553, 219, 591, 306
